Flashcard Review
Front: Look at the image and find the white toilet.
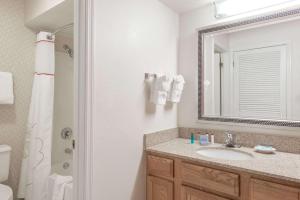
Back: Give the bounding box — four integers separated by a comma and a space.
0, 145, 13, 200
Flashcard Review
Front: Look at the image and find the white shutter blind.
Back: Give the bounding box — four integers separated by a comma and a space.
234, 46, 287, 120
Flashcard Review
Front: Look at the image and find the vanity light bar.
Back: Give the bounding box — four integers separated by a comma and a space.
214, 0, 300, 18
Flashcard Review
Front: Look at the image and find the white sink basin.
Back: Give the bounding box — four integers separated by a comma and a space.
196, 148, 253, 160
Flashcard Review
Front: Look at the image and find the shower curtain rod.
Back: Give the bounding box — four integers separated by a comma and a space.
47, 23, 74, 40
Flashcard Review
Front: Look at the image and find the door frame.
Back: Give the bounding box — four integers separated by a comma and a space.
74, 0, 94, 199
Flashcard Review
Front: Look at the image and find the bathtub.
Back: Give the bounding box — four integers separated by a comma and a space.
51, 160, 73, 200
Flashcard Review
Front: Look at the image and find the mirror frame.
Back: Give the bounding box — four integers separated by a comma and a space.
198, 7, 300, 127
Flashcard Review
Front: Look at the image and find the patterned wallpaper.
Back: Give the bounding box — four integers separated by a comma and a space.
0, 0, 35, 198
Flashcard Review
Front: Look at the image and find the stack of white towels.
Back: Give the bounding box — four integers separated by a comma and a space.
0, 72, 14, 104
150, 75, 185, 105
47, 174, 73, 200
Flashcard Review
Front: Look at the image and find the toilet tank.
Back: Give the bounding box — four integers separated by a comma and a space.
0, 145, 11, 182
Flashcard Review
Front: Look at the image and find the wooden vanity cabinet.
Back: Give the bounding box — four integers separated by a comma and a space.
250, 179, 300, 200
147, 176, 173, 200
146, 154, 300, 200
180, 162, 240, 197
147, 155, 174, 200
148, 155, 174, 179
181, 186, 231, 200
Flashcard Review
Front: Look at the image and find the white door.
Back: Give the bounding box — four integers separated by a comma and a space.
232, 45, 288, 120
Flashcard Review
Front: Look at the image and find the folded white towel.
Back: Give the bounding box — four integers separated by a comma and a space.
0, 72, 14, 104
168, 75, 185, 103
47, 174, 73, 200
150, 75, 172, 105
63, 183, 73, 200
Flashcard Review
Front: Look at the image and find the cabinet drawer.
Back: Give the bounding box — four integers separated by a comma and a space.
181, 162, 240, 197
181, 186, 231, 200
147, 176, 173, 200
148, 155, 174, 178
250, 179, 300, 200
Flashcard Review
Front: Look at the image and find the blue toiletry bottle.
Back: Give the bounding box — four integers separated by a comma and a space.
191, 133, 195, 144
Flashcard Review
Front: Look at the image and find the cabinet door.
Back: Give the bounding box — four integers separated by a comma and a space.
148, 155, 174, 178
181, 186, 230, 200
147, 176, 173, 200
181, 162, 239, 197
250, 179, 300, 200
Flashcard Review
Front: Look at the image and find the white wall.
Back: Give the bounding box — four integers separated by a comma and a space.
24, 0, 65, 22
92, 0, 179, 199
24, 0, 74, 33
178, 4, 300, 135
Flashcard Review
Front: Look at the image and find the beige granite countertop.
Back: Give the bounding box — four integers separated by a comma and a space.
146, 138, 300, 183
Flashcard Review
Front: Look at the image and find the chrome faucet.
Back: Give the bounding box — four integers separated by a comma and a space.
225, 132, 236, 148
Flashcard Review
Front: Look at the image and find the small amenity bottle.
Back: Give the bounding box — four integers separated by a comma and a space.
211, 134, 215, 144
190, 133, 195, 144
199, 134, 209, 145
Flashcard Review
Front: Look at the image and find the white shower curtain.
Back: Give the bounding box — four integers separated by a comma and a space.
18, 32, 55, 200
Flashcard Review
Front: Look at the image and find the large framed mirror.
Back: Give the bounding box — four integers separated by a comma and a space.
198, 8, 300, 127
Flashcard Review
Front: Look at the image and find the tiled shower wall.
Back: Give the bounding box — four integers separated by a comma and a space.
52, 35, 74, 167
0, 0, 35, 197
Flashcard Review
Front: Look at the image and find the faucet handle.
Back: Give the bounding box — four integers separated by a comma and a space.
225, 132, 236, 147
225, 132, 232, 140
226, 132, 233, 138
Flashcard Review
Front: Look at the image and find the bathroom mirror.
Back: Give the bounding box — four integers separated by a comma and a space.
199, 8, 300, 127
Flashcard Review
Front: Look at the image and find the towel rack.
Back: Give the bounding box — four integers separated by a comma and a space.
144, 73, 157, 80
